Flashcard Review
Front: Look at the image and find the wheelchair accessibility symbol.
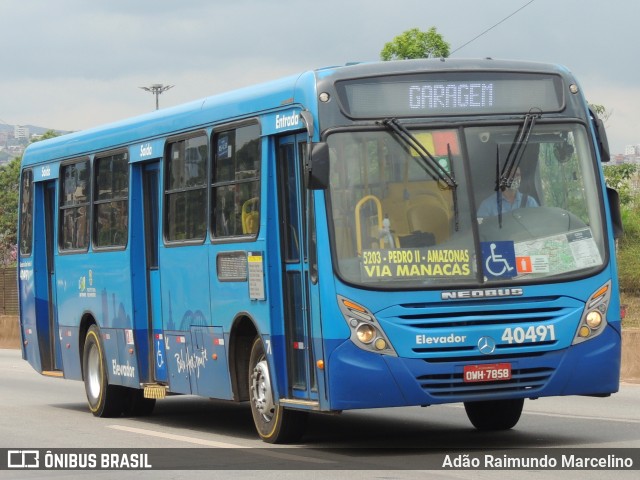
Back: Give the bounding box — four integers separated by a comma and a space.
481, 241, 517, 279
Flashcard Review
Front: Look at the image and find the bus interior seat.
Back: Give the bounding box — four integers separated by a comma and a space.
406, 197, 450, 244
242, 197, 259, 234
382, 185, 451, 246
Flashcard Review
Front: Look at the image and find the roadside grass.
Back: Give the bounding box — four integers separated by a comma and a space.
621, 292, 640, 329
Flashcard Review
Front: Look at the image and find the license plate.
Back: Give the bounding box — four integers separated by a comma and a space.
463, 363, 512, 383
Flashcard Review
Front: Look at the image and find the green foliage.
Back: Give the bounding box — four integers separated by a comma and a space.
604, 164, 637, 206
0, 157, 20, 265
380, 27, 450, 61
0, 131, 63, 265
617, 205, 640, 293
588, 103, 612, 124
32, 129, 62, 143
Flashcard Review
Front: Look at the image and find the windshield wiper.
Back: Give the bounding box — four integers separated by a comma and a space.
379, 118, 459, 230
380, 118, 457, 189
499, 110, 541, 190
494, 110, 541, 227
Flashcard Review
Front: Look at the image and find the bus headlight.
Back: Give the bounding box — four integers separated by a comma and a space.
572, 281, 611, 345
585, 311, 602, 329
338, 295, 397, 356
356, 324, 376, 344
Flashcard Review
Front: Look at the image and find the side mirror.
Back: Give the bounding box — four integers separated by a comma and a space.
607, 187, 623, 239
596, 118, 610, 163
590, 108, 611, 163
306, 142, 329, 190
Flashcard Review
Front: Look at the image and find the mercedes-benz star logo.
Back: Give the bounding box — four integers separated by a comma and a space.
478, 336, 496, 355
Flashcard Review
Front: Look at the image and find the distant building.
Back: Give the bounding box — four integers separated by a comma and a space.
14, 125, 30, 140
625, 145, 639, 156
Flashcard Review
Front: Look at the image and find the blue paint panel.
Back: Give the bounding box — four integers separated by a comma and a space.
159, 245, 210, 331
58, 326, 82, 380
190, 326, 232, 399
165, 333, 192, 394
113, 329, 140, 388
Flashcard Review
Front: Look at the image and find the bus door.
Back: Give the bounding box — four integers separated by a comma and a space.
277, 133, 319, 401
32, 180, 62, 373
131, 159, 167, 387
142, 163, 168, 383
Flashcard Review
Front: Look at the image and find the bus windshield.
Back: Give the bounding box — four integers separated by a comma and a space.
326, 122, 606, 288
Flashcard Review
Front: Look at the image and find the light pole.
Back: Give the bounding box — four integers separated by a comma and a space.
139, 84, 174, 110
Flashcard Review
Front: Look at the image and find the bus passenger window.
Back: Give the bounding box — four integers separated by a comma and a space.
60, 160, 90, 251
211, 123, 261, 239
164, 134, 208, 242
94, 152, 129, 248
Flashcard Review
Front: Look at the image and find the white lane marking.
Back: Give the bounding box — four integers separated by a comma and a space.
108, 424, 246, 448
522, 410, 640, 424
107, 425, 335, 465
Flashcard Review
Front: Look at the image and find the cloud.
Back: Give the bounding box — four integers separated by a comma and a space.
1, 0, 638, 152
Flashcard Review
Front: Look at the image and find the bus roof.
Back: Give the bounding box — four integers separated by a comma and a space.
21, 58, 573, 167
21, 70, 313, 166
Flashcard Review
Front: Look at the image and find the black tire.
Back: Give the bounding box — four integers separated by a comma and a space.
464, 398, 524, 431
123, 388, 156, 417
82, 325, 126, 417
249, 337, 307, 443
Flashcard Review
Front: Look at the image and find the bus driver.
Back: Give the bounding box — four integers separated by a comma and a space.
477, 167, 538, 218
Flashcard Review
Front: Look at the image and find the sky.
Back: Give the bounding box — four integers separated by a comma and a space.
0, 0, 637, 154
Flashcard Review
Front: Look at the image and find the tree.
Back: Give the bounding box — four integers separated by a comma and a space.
0, 157, 20, 266
604, 163, 636, 206
589, 103, 612, 125
380, 27, 450, 61
0, 130, 63, 266
32, 129, 62, 143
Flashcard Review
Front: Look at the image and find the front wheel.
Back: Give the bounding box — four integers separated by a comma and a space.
82, 325, 126, 417
464, 398, 524, 431
249, 337, 307, 443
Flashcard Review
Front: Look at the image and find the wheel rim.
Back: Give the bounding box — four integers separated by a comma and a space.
86, 342, 101, 401
251, 358, 275, 423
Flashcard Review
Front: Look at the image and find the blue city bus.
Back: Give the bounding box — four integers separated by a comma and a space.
17, 59, 622, 443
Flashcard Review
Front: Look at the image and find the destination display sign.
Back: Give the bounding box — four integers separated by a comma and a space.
361, 247, 473, 282
336, 73, 563, 118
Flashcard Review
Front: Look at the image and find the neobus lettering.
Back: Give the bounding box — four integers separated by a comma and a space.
409, 83, 494, 110
441, 288, 524, 300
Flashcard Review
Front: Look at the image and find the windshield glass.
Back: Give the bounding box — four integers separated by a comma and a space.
326, 123, 606, 288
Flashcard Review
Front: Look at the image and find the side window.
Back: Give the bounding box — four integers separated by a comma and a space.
164, 134, 208, 242
19, 169, 33, 256
94, 152, 129, 248
60, 159, 90, 251
212, 123, 261, 238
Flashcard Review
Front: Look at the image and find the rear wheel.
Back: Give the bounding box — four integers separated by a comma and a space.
82, 325, 126, 417
464, 398, 524, 431
249, 337, 307, 443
